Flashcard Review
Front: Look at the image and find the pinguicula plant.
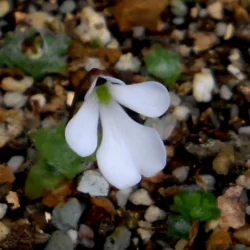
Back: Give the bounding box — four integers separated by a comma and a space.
25, 69, 170, 199
65, 70, 170, 189
166, 190, 220, 240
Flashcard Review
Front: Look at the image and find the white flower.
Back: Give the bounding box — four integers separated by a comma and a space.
65, 75, 170, 189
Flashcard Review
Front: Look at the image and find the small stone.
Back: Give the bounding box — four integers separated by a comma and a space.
30, 94, 46, 109
3, 92, 28, 109
116, 187, 133, 208
207, 1, 223, 20
67, 229, 78, 245
0, 0, 10, 17
172, 166, 189, 182
104, 226, 131, 250
133, 26, 145, 38
0, 165, 15, 184
0, 203, 7, 219
25, 12, 53, 30
7, 156, 24, 173
233, 225, 250, 245
193, 32, 217, 53
169, 92, 181, 106
129, 189, 154, 206
60, 0, 76, 13
84, 57, 105, 72
6, 191, 20, 210
215, 22, 227, 37
45, 231, 74, 250
1, 76, 33, 93
237, 170, 250, 189
114, 53, 141, 73
77, 170, 110, 196
66, 92, 75, 107
220, 85, 233, 100
175, 239, 188, 250
193, 70, 215, 102
224, 23, 234, 40
138, 220, 152, 228
227, 64, 245, 80
239, 126, 250, 136
0, 222, 10, 241
144, 205, 167, 223
199, 175, 216, 191
246, 206, 250, 216
79, 224, 94, 248
170, 0, 188, 17
137, 228, 154, 243
52, 198, 85, 232
173, 106, 190, 121
145, 114, 177, 140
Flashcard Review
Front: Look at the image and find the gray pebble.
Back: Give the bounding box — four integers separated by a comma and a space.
3, 92, 27, 109
60, 0, 76, 13
45, 231, 74, 250
104, 226, 131, 250
52, 198, 85, 232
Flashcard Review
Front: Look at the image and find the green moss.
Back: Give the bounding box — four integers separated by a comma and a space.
96, 85, 112, 104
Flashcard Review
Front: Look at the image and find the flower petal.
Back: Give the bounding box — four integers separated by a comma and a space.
65, 94, 99, 157
108, 81, 170, 117
97, 102, 141, 189
97, 101, 166, 188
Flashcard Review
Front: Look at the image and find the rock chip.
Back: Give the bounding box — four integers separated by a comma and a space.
137, 228, 154, 242
52, 198, 85, 232
129, 189, 154, 206
59, 0, 76, 13
0, 222, 10, 242
172, 166, 189, 182
77, 170, 110, 196
207, 1, 223, 20
7, 156, 24, 173
3, 92, 28, 109
113, 0, 168, 32
114, 53, 141, 73
144, 205, 167, 223
104, 226, 131, 250
0, 203, 7, 219
1, 76, 33, 93
45, 231, 74, 250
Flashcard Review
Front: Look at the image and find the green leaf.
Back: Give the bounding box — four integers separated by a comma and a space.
171, 191, 220, 222
0, 29, 70, 80
25, 160, 64, 200
143, 44, 182, 87
166, 214, 191, 240
32, 123, 94, 179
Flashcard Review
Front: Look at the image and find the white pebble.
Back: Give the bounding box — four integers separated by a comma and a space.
75, 7, 111, 45
220, 85, 232, 100
137, 228, 154, 243
60, 0, 76, 13
116, 187, 133, 208
144, 205, 167, 223
30, 94, 46, 108
227, 64, 245, 80
172, 166, 189, 182
129, 189, 153, 206
77, 170, 110, 196
169, 92, 181, 106
173, 106, 190, 121
0, 204, 7, 219
4, 92, 28, 108
84, 57, 105, 72
193, 70, 215, 102
7, 156, 25, 173
114, 53, 141, 73
67, 229, 78, 245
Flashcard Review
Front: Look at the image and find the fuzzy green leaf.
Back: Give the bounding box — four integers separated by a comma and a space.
32, 123, 94, 179
166, 214, 191, 240
143, 44, 182, 87
0, 29, 70, 80
25, 160, 64, 200
171, 191, 220, 222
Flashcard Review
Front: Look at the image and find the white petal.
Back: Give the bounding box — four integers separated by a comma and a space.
65, 94, 99, 157
108, 81, 170, 117
97, 101, 166, 188
97, 102, 141, 189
